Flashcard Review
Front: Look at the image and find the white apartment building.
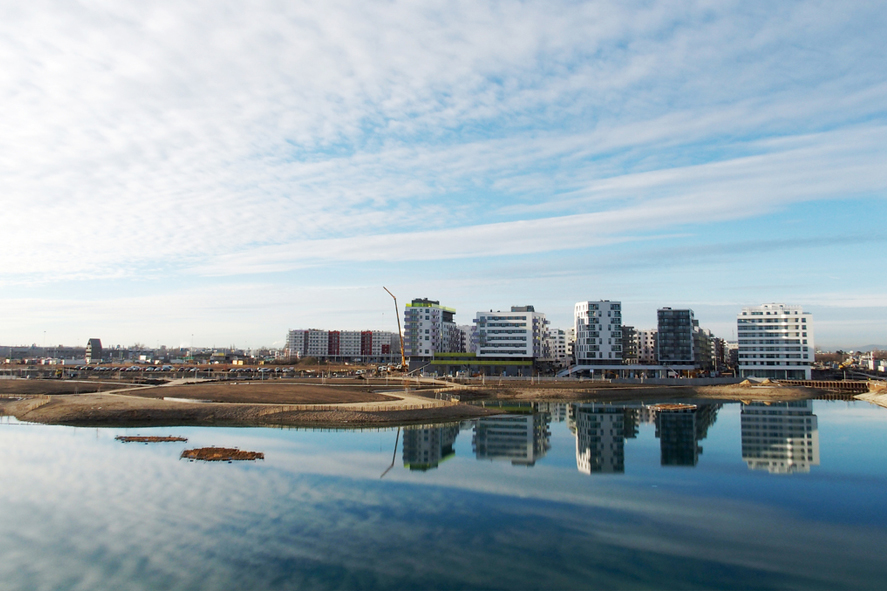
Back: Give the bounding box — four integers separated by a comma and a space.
573, 301, 623, 364
403, 298, 460, 358
366, 331, 395, 356
286, 329, 329, 358
546, 328, 569, 367
287, 329, 397, 361
637, 330, 657, 365
475, 306, 548, 358
339, 331, 362, 357
737, 303, 814, 380
457, 324, 475, 354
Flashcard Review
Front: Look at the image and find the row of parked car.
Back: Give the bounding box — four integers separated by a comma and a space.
79, 366, 308, 375
74, 366, 372, 378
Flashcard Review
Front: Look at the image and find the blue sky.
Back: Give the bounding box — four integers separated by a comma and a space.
1, 0, 885, 350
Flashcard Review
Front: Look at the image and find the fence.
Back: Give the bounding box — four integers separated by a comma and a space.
0, 394, 51, 413
611, 377, 744, 386
254, 399, 459, 415
779, 380, 871, 393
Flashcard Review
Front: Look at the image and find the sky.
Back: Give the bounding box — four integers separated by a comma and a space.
1, 0, 885, 351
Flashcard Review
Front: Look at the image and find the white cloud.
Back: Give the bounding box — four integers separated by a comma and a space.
0, 1, 885, 343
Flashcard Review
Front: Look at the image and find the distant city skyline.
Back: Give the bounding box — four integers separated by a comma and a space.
1, 2, 884, 350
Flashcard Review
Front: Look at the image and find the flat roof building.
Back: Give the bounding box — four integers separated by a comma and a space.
737, 303, 814, 380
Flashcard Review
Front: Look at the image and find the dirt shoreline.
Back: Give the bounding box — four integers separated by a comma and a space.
0, 379, 849, 428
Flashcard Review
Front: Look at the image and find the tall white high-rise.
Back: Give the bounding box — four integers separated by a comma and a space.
403, 298, 460, 358
474, 306, 549, 358
737, 303, 814, 380
573, 301, 623, 364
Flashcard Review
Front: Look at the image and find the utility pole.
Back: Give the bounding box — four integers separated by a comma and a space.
383, 287, 407, 371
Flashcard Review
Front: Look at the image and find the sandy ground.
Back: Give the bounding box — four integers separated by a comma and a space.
0, 380, 121, 395
452, 383, 826, 402
0, 378, 849, 428
124, 381, 399, 404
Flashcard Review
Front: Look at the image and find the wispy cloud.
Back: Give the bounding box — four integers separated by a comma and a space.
1, 1, 885, 343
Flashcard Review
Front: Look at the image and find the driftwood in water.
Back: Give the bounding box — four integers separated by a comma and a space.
115, 435, 188, 443
180, 447, 264, 461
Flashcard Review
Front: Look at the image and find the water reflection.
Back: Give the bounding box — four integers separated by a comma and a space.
402, 400, 825, 476
472, 414, 552, 466
564, 405, 625, 474
2, 400, 886, 590
402, 424, 460, 471
655, 404, 721, 467
741, 400, 820, 473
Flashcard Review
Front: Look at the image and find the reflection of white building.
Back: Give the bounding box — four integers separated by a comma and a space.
473, 414, 551, 466
574, 405, 625, 474
741, 400, 820, 473
536, 402, 568, 422
402, 424, 460, 471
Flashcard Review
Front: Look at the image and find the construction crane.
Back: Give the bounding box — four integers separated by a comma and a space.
383, 286, 407, 371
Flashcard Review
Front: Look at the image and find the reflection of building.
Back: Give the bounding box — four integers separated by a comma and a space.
402, 424, 460, 471
622, 408, 640, 439
536, 402, 568, 422
655, 404, 720, 467
473, 414, 551, 466
574, 406, 625, 474
741, 400, 820, 473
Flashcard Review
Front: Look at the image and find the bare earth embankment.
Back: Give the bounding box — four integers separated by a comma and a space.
0, 377, 848, 428
0, 380, 119, 395
452, 382, 823, 402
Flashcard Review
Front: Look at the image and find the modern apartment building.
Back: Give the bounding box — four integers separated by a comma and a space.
286, 329, 329, 359
638, 329, 657, 364
286, 328, 397, 362
573, 301, 623, 364
475, 306, 549, 358
403, 298, 460, 359
457, 324, 475, 354
621, 325, 638, 365
546, 328, 569, 367
85, 338, 103, 364
340, 331, 362, 357
657, 308, 696, 365
737, 303, 814, 379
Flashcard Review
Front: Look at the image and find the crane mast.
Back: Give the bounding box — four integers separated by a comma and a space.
383, 287, 407, 370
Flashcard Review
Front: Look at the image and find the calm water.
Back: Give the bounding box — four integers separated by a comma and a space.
2, 399, 886, 590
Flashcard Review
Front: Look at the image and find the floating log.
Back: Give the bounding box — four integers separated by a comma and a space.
648, 403, 697, 412
115, 435, 188, 443
180, 447, 264, 462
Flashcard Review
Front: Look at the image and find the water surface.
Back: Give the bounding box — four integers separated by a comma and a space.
2, 399, 886, 590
